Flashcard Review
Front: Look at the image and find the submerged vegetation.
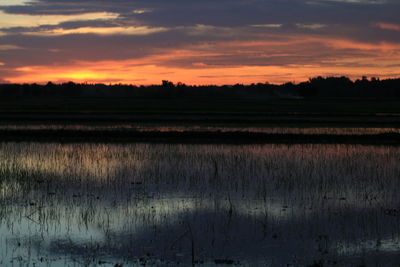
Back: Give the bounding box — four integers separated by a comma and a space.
1, 143, 400, 266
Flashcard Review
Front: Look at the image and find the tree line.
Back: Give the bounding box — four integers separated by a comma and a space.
0, 76, 399, 98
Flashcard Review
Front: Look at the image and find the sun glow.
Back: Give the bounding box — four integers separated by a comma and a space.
7, 61, 400, 85
62, 71, 109, 81
5, 33, 400, 85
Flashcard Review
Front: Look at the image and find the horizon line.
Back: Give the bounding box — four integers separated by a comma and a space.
1, 75, 399, 87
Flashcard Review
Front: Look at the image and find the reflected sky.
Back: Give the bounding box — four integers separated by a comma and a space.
0, 143, 400, 265
1, 124, 400, 135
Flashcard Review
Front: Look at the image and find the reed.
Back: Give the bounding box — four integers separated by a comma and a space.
0, 142, 399, 266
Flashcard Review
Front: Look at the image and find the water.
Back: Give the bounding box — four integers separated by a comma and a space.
1, 124, 400, 135
0, 143, 399, 266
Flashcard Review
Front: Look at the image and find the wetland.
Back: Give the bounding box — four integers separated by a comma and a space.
1, 142, 399, 266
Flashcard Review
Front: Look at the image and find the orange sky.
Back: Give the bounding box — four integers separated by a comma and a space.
6, 36, 400, 85
0, 0, 399, 85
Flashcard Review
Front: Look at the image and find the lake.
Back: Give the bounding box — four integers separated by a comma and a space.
0, 142, 399, 266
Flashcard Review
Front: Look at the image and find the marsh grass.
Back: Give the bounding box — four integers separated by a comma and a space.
0, 143, 399, 266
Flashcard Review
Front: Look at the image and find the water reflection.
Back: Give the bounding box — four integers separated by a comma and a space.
0, 124, 399, 135
0, 143, 399, 266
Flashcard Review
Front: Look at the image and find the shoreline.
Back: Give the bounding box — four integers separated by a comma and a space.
0, 129, 399, 145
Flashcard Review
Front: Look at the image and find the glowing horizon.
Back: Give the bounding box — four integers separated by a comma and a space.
7, 61, 400, 86
0, 0, 399, 85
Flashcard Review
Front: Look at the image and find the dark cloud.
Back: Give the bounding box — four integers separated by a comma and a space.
2, 0, 400, 26
1, 0, 399, 43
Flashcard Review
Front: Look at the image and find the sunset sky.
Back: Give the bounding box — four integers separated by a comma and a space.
0, 0, 399, 85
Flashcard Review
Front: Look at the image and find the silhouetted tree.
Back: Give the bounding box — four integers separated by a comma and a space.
298, 82, 318, 97
162, 80, 174, 88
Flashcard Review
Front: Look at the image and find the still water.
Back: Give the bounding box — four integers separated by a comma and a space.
0, 143, 399, 266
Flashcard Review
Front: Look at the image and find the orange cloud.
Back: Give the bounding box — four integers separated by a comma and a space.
0, 45, 22, 50
376, 22, 400, 32
24, 26, 169, 36
4, 34, 400, 85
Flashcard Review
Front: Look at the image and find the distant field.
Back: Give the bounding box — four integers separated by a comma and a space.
1, 97, 400, 143
2, 97, 400, 113
0, 97, 400, 127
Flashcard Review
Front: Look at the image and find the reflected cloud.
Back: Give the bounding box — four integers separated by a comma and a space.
1, 142, 400, 265
13, 203, 400, 266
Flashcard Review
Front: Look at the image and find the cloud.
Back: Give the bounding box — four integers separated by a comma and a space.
0, 45, 23, 50
312, 0, 387, 4
251, 24, 283, 28
132, 9, 152, 14
296, 23, 326, 30
0, 0, 399, 84
6, 57, 399, 85
0, 10, 119, 29
0, 0, 32, 6
3, 0, 399, 28
376, 22, 400, 31
23, 26, 168, 36
3, 33, 399, 85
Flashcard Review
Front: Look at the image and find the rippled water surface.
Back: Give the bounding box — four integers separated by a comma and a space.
0, 143, 399, 266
